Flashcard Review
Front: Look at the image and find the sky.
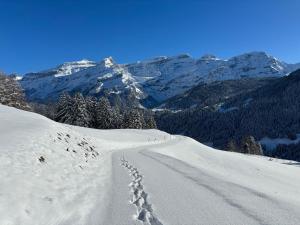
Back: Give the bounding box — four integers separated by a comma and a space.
0, 0, 299, 74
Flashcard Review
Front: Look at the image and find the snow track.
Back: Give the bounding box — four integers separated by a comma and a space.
107, 149, 300, 225
1, 105, 300, 225
121, 157, 163, 225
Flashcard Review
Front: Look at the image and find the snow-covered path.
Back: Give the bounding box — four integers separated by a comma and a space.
1, 105, 300, 225
105, 148, 300, 225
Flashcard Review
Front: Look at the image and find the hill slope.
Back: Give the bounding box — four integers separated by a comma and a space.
159, 77, 277, 110
1, 105, 300, 225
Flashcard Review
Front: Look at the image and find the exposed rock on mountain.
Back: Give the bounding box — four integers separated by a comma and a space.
20, 52, 300, 105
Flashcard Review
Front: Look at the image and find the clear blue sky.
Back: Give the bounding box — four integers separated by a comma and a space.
0, 0, 299, 74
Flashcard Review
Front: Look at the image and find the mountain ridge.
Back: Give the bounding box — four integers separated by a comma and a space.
20, 51, 300, 104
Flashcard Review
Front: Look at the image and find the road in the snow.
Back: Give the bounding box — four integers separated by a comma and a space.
103, 149, 300, 225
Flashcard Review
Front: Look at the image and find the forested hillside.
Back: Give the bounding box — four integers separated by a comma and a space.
159, 77, 276, 110
156, 69, 300, 161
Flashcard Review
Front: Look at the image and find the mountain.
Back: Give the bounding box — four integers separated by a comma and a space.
20, 57, 143, 103
156, 69, 300, 161
1, 104, 300, 225
20, 52, 300, 105
133, 52, 296, 102
159, 77, 277, 110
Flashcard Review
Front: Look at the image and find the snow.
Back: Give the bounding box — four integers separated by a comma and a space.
100, 57, 115, 68
1, 104, 300, 225
260, 134, 300, 150
20, 52, 300, 103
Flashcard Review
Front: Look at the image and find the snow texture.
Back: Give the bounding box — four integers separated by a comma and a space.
1, 104, 300, 225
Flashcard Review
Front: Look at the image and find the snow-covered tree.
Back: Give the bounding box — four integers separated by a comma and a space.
0, 72, 30, 111
142, 112, 157, 129
96, 97, 114, 129
55, 92, 74, 124
240, 136, 263, 155
55, 92, 91, 127
226, 139, 238, 152
85, 96, 98, 128
111, 107, 124, 129
54, 93, 155, 130
72, 93, 91, 127
123, 109, 144, 129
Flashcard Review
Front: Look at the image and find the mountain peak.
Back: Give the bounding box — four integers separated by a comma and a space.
174, 53, 192, 59
235, 51, 273, 59
99, 57, 115, 68
62, 59, 95, 66
20, 51, 300, 103
200, 54, 219, 61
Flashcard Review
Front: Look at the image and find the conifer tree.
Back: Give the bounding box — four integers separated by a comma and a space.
72, 93, 91, 127
143, 113, 157, 129
96, 97, 113, 129
0, 72, 30, 111
85, 96, 97, 128
55, 92, 74, 124
123, 109, 143, 129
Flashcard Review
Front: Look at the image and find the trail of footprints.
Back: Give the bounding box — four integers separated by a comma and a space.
121, 157, 163, 225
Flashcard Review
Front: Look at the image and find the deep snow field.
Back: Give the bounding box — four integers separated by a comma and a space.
0, 104, 300, 225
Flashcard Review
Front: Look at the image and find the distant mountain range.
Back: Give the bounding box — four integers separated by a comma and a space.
8, 51, 300, 161
20, 52, 300, 105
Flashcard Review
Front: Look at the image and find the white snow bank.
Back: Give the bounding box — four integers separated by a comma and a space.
0, 105, 168, 225
149, 136, 300, 207
1, 104, 300, 225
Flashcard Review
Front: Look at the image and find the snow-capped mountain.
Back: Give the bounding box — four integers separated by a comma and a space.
25, 59, 97, 78
132, 52, 298, 101
20, 52, 300, 104
21, 57, 144, 102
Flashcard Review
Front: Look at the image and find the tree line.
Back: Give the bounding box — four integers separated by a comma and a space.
54, 92, 157, 129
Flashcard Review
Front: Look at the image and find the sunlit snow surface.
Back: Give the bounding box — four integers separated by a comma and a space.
20, 52, 300, 102
0, 104, 300, 225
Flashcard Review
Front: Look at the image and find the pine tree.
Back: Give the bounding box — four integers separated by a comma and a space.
226, 139, 238, 152
0, 72, 31, 111
123, 109, 143, 129
55, 92, 74, 124
240, 136, 263, 155
96, 97, 113, 129
72, 93, 91, 127
143, 113, 157, 129
85, 96, 97, 128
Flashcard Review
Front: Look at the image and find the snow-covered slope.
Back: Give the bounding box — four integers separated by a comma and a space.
25, 59, 97, 78
21, 57, 143, 102
1, 104, 300, 225
127, 52, 293, 101
0, 104, 166, 225
20, 52, 300, 103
